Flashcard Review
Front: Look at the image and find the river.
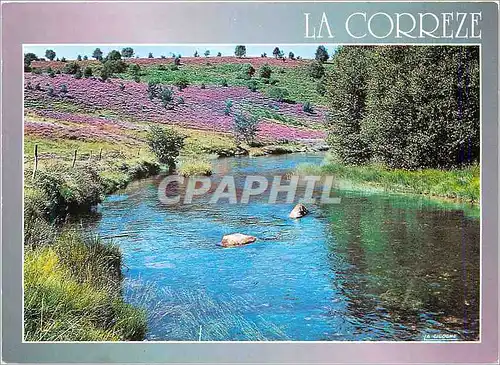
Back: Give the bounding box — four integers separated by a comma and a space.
84, 153, 480, 341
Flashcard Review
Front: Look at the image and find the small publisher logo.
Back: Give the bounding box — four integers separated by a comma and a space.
422, 333, 460, 341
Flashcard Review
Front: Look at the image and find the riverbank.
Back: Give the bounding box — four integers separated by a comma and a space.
296, 157, 480, 205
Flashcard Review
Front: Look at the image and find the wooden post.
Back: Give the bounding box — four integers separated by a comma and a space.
89, 150, 93, 161
32, 144, 38, 179
99, 148, 103, 161
72, 149, 77, 168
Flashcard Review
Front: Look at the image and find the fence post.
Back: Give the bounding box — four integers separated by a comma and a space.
32, 144, 38, 179
72, 149, 77, 168
99, 148, 103, 161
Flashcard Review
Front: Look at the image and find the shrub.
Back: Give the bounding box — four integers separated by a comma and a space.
77, 55, 82, 61
83, 66, 93, 78
60, 84, 68, 94
157, 64, 166, 71
47, 67, 55, 78
201, 83, 206, 89
174, 77, 189, 91
92, 48, 103, 61
159, 86, 174, 108
242, 63, 255, 77
129, 63, 141, 76
121, 47, 134, 58
177, 96, 184, 105
148, 52, 154, 58
47, 86, 55, 96
32, 68, 43, 75
316, 78, 326, 96
134, 75, 141, 83
224, 99, 233, 115
221, 78, 228, 87
268, 87, 290, 102
233, 112, 259, 145
259, 63, 272, 79
308, 61, 325, 79
24, 53, 39, 72
170, 64, 179, 71
146, 125, 185, 170
217, 52, 222, 57
303, 101, 314, 113
63, 62, 80, 75
174, 57, 181, 66
247, 80, 258, 92
106, 50, 122, 61
119, 83, 125, 91
74, 69, 83, 79
103, 59, 128, 74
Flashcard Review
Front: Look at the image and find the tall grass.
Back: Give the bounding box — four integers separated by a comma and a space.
295, 159, 480, 203
24, 229, 147, 341
177, 157, 213, 177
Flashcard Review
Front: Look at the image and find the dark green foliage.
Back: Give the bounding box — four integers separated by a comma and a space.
47, 67, 55, 78
242, 63, 255, 77
234, 45, 246, 58
32, 68, 43, 75
47, 86, 55, 96
24, 53, 39, 72
60, 57, 67, 62
103, 59, 128, 74
146, 125, 185, 170
129, 63, 141, 76
83, 66, 93, 78
288, 51, 295, 60
316, 77, 326, 96
193, 51, 199, 57
233, 112, 259, 145
224, 99, 233, 115
134, 75, 141, 83
157, 64, 166, 71
92, 48, 103, 61
204, 50, 210, 57
177, 96, 185, 105
63, 62, 81, 75
174, 77, 189, 90
100, 67, 110, 81
121, 47, 134, 58
174, 57, 181, 66
83, 55, 88, 61
77, 55, 82, 61
201, 83, 206, 89
217, 52, 222, 57
60, 84, 68, 94
259, 63, 272, 79
74, 69, 83, 79
148, 52, 154, 58
159, 86, 174, 108
273, 47, 281, 58
247, 80, 258, 92
303, 101, 314, 113
325, 46, 480, 169
268, 87, 290, 102
45, 49, 56, 61
315, 45, 329, 63
221, 78, 228, 87
106, 50, 122, 61
308, 61, 325, 79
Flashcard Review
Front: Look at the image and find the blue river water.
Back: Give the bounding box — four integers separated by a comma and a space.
84, 153, 480, 341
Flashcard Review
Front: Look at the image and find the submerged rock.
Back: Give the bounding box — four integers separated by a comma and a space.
289, 203, 309, 219
220, 233, 257, 247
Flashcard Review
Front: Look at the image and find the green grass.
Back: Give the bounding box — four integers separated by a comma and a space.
178, 157, 213, 177
295, 157, 480, 203
119, 63, 330, 105
24, 230, 147, 341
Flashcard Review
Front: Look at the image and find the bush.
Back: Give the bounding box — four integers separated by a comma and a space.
308, 61, 325, 79
247, 80, 258, 92
234, 45, 246, 58
259, 64, 272, 79
221, 78, 228, 87
268, 87, 290, 102
74, 69, 83, 79
83, 67, 93, 78
31, 164, 103, 219
233, 112, 259, 145
63, 62, 81, 75
303, 101, 314, 113
146, 125, 185, 170
224, 99, 233, 115
178, 157, 212, 176
201, 83, 206, 89
174, 77, 189, 91
47, 67, 55, 78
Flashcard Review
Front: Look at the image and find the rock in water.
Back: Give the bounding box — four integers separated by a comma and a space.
289, 203, 309, 219
220, 233, 257, 247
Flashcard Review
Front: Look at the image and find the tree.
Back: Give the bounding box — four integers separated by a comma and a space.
272, 47, 280, 59
217, 52, 222, 57
100, 67, 110, 81
174, 77, 189, 91
146, 125, 185, 171
268, 87, 290, 102
233, 112, 259, 145
121, 47, 134, 58
60, 57, 67, 62
193, 51, 199, 57
83, 55, 88, 60
148, 52, 154, 58
105, 50, 122, 61
77, 55, 82, 61
259, 63, 272, 79
174, 57, 181, 66
315, 46, 329, 63
234, 45, 246, 58
92, 48, 103, 61
204, 50, 210, 57
45, 49, 56, 61
24, 53, 39, 72
288, 51, 295, 60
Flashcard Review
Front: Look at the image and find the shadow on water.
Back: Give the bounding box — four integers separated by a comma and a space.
81, 153, 479, 341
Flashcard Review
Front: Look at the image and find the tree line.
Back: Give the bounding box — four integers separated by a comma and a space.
325, 46, 479, 170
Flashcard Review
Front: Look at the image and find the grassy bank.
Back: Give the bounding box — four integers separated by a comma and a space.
296, 158, 480, 204
24, 229, 147, 341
